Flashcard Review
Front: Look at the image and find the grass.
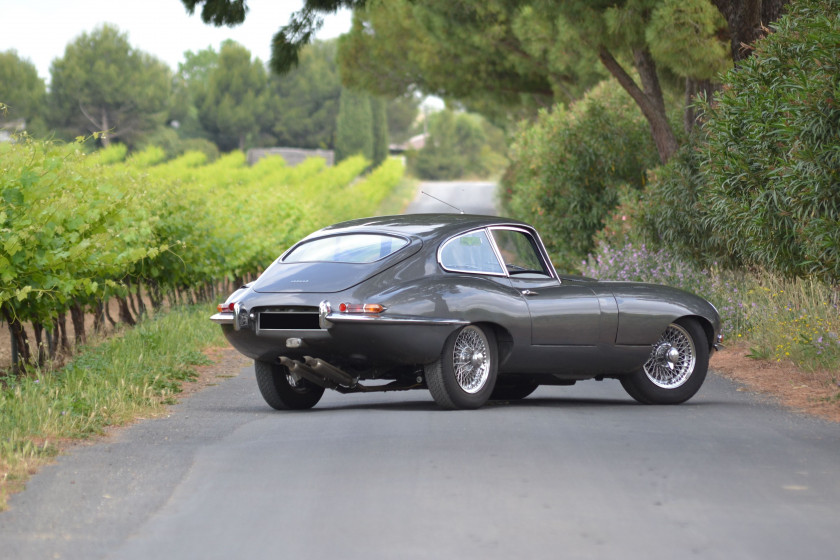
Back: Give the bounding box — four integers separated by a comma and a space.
582, 243, 840, 373
0, 304, 225, 510
0, 181, 414, 511
373, 175, 419, 215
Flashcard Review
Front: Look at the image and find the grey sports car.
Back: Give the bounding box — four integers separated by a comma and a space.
211, 214, 722, 410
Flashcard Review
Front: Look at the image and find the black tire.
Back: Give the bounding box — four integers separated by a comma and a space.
620, 319, 709, 405
254, 359, 325, 410
425, 324, 498, 410
490, 377, 539, 401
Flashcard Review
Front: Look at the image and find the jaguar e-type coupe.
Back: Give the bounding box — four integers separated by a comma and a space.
211, 214, 722, 410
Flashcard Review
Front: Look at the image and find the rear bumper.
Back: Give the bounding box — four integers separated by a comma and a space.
210, 312, 234, 325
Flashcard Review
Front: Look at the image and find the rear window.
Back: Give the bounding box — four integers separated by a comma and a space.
283, 233, 409, 264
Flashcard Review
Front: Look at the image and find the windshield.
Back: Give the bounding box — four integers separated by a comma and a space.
283, 233, 409, 264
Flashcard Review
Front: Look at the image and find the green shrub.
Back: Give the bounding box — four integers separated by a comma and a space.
639, 134, 732, 267
504, 79, 659, 270
700, 0, 840, 282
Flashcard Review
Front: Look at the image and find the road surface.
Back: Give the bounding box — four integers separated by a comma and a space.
1, 182, 838, 559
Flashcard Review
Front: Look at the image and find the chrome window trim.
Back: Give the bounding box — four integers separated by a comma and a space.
487, 226, 557, 280
437, 225, 558, 280
437, 228, 507, 277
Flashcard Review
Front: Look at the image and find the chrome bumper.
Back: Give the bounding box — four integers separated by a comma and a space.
210, 312, 234, 325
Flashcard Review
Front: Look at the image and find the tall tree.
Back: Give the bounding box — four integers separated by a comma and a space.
197, 40, 271, 151
267, 39, 342, 149
334, 87, 373, 162
370, 95, 388, 167
337, 1, 602, 122
336, 0, 726, 163
386, 94, 421, 144
172, 46, 221, 139
0, 50, 47, 136
181, 0, 791, 163
49, 24, 173, 146
710, 0, 790, 62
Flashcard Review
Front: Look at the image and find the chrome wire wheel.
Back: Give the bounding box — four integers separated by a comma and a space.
643, 323, 696, 389
452, 325, 491, 394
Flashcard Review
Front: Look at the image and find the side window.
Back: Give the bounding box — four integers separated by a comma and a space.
490, 229, 550, 277
439, 230, 504, 274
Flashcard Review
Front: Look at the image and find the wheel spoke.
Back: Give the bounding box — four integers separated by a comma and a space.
452, 326, 490, 393
643, 323, 696, 389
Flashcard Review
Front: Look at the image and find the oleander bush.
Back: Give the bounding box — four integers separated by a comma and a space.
699, 0, 840, 282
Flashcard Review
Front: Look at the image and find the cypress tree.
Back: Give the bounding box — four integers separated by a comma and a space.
335, 87, 373, 163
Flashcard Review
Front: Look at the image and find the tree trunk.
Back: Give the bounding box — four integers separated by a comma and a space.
70, 303, 86, 346
147, 280, 164, 311
598, 46, 678, 164
684, 78, 719, 134
4, 309, 32, 370
104, 301, 118, 328
56, 313, 71, 355
711, 0, 791, 63
117, 296, 136, 326
32, 322, 46, 367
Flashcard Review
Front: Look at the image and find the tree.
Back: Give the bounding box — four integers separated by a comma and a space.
337, 1, 602, 122
710, 0, 790, 62
267, 39, 342, 149
49, 25, 173, 147
180, 0, 791, 164
335, 0, 725, 163
386, 94, 421, 144
182, 0, 366, 73
334, 87, 373, 162
0, 51, 48, 136
412, 110, 506, 180
370, 95, 388, 167
505, 79, 660, 269
197, 40, 271, 151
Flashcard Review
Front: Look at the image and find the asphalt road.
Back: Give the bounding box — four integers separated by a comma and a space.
2, 182, 839, 559
406, 180, 498, 215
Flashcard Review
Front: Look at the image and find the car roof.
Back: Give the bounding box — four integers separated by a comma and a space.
309, 214, 535, 243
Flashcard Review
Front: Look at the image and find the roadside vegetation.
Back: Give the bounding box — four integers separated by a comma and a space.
0, 139, 405, 509
2, 0, 838, 508
574, 1, 839, 387
0, 305, 223, 509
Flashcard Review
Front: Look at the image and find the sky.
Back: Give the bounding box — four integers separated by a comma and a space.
0, 0, 353, 82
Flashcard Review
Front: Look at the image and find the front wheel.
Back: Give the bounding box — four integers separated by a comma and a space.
254, 360, 325, 410
425, 324, 498, 410
620, 319, 709, 405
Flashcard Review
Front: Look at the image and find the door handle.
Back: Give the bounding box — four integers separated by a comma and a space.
521, 290, 538, 296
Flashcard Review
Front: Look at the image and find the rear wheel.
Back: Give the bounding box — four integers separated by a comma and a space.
426, 324, 498, 410
254, 360, 325, 410
620, 319, 709, 405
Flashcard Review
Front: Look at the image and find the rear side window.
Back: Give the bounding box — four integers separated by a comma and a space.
439, 230, 504, 274
283, 233, 409, 263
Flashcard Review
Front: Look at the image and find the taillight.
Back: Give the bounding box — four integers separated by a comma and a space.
338, 303, 385, 314
217, 302, 236, 313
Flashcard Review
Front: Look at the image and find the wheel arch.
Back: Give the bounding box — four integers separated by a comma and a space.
675, 314, 716, 352
475, 321, 514, 363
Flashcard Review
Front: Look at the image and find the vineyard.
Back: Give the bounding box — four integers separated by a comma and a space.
0, 138, 405, 370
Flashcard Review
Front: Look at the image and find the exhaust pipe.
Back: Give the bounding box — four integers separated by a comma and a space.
305, 356, 357, 387
279, 356, 337, 389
